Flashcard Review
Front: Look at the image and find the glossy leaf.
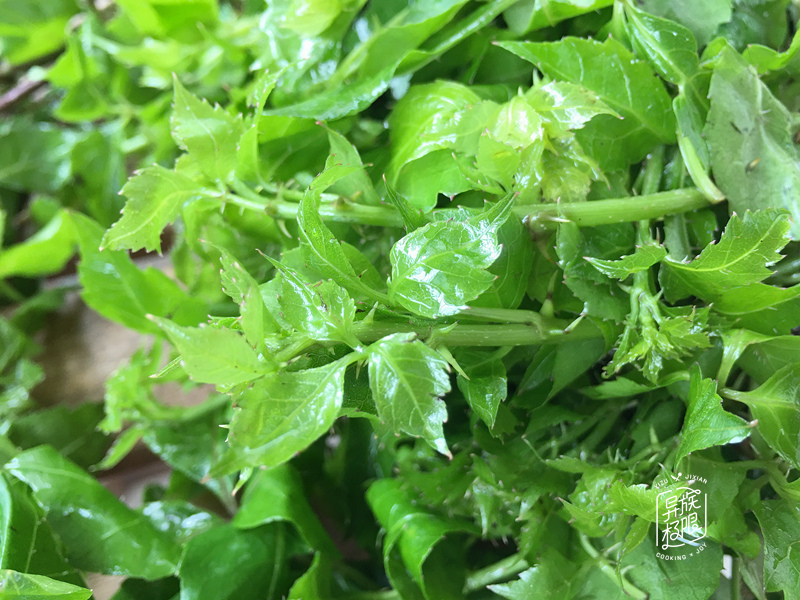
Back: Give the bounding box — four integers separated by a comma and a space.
214, 357, 352, 474
0, 571, 91, 600
389, 219, 503, 318
498, 38, 676, 170
675, 365, 752, 465
270, 260, 360, 347
660, 210, 792, 302
502, 0, 614, 34
234, 464, 335, 554
367, 333, 451, 455
6, 447, 180, 579
455, 348, 507, 429
178, 524, 291, 600
296, 191, 386, 304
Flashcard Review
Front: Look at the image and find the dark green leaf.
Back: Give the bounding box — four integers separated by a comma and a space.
6, 447, 180, 579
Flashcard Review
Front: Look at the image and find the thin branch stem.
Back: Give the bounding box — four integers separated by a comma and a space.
464, 553, 529, 592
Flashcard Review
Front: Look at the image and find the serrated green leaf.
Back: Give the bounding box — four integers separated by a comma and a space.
455, 348, 507, 429
489, 549, 577, 600
557, 222, 633, 321
215, 357, 352, 474
705, 46, 800, 239
753, 499, 800, 599
103, 166, 201, 253
269, 259, 359, 347
724, 363, 800, 469
587, 244, 667, 280
150, 317, 272, 385
296, 190, 387, 304
367, 334, 451, 456
389, 219, 502, 318
675, 365, 752, 464
71, 213, 204, 334
6, 447, 180, 579
497, 37, 676, 170
660, 210, 792, 302
502, 0, 613, 34
214, 245, 272, 347
171, 77, 244, 183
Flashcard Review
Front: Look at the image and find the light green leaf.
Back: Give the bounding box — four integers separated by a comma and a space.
325, 128, 380, 205
0, 211, 75, 279
296, 189, 386, 302
502, 0, 614, 35
214, 357, 352, 474
269, 259, 359, 347
675, 365, 752, 465
171, 77, 244, 183
6, 447, 180, 579
389, 218, 503, 318
71, 213, 204, 334
103, 166, 201, 253
587, 244, 667, 280
497, 37, 676, 170
149, 317, 271, 385
660, 210, 792, 302
264, 63, 397, 121
215, 245, 272, 347
367, 333, 451, 456
639, 0, 731, 47
489, 549, 577, 600
705, 46, 800, 239
0, 571, 91, 600
388, 81, 481, 190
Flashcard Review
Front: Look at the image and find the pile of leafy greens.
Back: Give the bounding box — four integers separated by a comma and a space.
3, 0, 800, 598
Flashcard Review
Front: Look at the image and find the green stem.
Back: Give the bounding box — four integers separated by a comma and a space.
464, 553, 529, 592
678, 134, 726, 204
351, 317, 600, 347
223, 185, 711, 230
731, 556, 742, 600
578, 533, 648, 600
